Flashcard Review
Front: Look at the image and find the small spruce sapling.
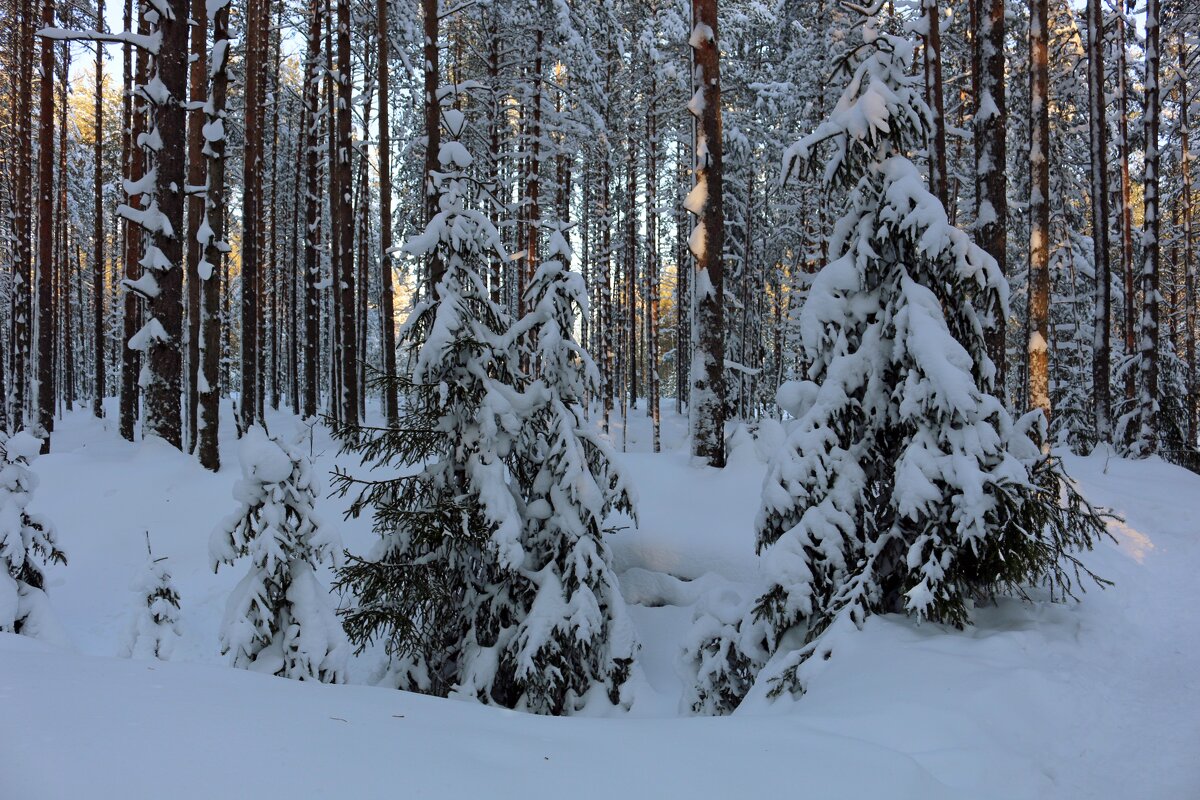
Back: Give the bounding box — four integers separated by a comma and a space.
211, 426, 347, 682
0, 430, 66, 638
120, 533, 182, 660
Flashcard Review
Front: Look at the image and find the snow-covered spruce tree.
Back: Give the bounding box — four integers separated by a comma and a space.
333, 106, 523, 700
489, 227, 637, 713
0, 430, 66, 637
211, 426, 346, 682
333, 114, 636, 714
684, 12, 1111, 714
120, 540, 182, 660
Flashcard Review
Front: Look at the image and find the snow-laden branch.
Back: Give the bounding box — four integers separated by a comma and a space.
37, 26, 161, 53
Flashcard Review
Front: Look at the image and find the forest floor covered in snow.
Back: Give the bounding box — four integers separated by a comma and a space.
1, 401, 1198, 799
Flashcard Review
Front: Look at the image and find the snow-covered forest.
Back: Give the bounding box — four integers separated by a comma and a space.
0, 0, 1197, 797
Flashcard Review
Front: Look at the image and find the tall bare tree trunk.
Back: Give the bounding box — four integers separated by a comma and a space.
35, 0, 56, 452
423, 0, 442, 296
140, 0, 188, 449
646, 68, 661, 452
923, 0, 948, 207
1028, 0, 1051, 432
975, 0, 1007, 391
1182, 33, 1196, 446
199, 0, 231, 471
687, 0, 726, 467
267, 3, 282, 413
1087, 0, 1111, 443
185, 0, 207, 450
336, 0, 357, 425
119, 0, 144, 442
92, 0, 106, 418
1138, 0, 1161, 454
1117, 10, 1136, 406
10, 0, 34, 432
56, 46, 69, 413
241, 0, 265, 432
376, 0, 397, 426
302, 0, 322, 419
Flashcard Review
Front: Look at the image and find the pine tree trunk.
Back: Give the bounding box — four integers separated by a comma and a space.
376, 0, 398, 426
646, 73, 661, 452
92, 0, 106, 418
975, 0, 1006, 392
268, 9, 282, 413
423, 0, 442, 297
676, 134, 689, 415
1087, 0, 1111, 443
57, 52, 69, 413
1117, 11, 1136, 405
241, 0, 265, 432
302, 0, 322, 419
141, 0, 188, 449
626, 120, 637, 417
10, 0, 33, 432
1182, 32, 1196, 446
185, 0, 208, 449
119, 0, 144, 442
325, 24, 341, 421
336, 0, 357, 425
601, 151, 614, 431
688, 0, 727, 467
923, 0, 948, 207
1138, 0, 1161, 454
199, 0, 231, 472
35, 0, 56, 452
486, 18, 501, 306
1028, 0, 1051, 432
522, 23, 543, 318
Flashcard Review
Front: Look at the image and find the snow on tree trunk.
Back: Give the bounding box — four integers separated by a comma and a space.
197, 0, 231, 472
975, 0, 1007, 390
1135, 0, 1162, 456
1182, 33, 1197, 446
687, 0, 727, 468
376, 0, 398, 428
1028, 0, 1052, 433
1086, 0, 1111, 444
240, 0, 265, 432
35, 0, 55, 453
335, 0, 357, 426
92, 0, 107, 421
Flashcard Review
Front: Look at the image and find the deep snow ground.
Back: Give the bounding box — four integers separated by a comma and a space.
1, 400, 1197, 799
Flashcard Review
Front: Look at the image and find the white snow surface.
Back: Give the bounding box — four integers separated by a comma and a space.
0, 403, 1197, 798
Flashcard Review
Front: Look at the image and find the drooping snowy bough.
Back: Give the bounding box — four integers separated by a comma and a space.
211, 426, 347, 682
684, 13, 1112, 715
0, 431, 66, 638
120, 543, 182, 660
333, 111, 635, 715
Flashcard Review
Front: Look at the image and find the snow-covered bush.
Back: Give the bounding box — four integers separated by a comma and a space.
211, 426, 346, 682
0, 430, 66, 638
684, 13, 1111, 714
120, 545, 182, 660
334, 117, 636, 714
